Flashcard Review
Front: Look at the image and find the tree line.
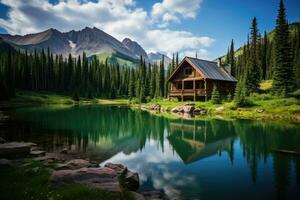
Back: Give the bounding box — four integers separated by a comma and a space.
0, 45, 180, 102
226, 0, 300, 98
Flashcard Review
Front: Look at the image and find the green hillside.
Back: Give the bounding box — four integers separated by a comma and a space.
219, 22, 300, 61
92, 51, 139, 67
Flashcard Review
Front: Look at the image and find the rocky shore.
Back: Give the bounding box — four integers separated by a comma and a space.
0, 139, 169, 200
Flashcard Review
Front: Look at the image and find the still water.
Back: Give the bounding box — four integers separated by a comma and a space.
0, 105, 300, 200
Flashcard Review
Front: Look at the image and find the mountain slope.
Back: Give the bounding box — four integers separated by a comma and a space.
122, 38, 148, 59
0, 27, 140, 60
148, 52, 171, 66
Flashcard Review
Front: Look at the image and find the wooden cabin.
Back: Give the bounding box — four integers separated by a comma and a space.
167, 57, 237, 101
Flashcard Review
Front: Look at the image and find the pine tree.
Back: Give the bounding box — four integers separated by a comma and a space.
245, 17, 260, 93
211, 85, 221, 104
229, 39, 235, 76
272, 0, 295, 95
159, 55, 165, 97
234, 81, 248, 106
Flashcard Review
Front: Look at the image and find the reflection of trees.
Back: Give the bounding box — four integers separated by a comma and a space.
5, 106, 300, 198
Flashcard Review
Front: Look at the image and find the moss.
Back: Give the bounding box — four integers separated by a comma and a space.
0, 160, 133, 200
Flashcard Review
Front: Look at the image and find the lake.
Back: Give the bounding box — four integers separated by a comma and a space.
0, 105, 300, 200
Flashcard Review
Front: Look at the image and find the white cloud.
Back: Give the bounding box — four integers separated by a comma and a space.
151, 0, 202, 26
0, 0, 214, 58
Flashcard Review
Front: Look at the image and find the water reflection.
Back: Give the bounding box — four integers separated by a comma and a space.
0, 105, 299, 199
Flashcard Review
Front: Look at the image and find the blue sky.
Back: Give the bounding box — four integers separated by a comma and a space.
0, 0, 299, 59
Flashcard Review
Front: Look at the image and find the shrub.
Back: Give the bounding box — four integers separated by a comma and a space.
289, 89, 300, 99
72, 92, 80, 102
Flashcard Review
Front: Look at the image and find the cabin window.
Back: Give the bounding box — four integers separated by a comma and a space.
196, 81, 204, 89
184, 67, 193, 76
176, 82, 182, 89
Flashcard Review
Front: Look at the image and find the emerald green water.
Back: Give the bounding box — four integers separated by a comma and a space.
1, 105, 300, 200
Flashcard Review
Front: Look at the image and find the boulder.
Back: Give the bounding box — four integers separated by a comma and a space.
255, 109, 264, 113
0, 158, 12, 167
55, 159, 92, 170
50, 167, 122, 194
148, 105, 161, 111
171, 104, 195, 114
105, 163, 139, 191
60, 148, 68, 154
123, 170, 139, 191
0, 142, 36, 158
0, 137, 6, 144
129, 191, 146, 200
30, 150, 46, 157
194, 108, 207, 115
215, 106, 225, 111
105, 162, 127, 176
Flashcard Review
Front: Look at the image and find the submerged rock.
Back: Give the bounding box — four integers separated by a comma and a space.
30, 150, 46, 157
0, 142, 36, 158
0, 158, 12, 167
105, 162, 127, 175
50, 167, 122, 194
193, 108, 207, 115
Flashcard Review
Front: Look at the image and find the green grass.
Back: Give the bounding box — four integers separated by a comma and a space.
139, 94, 300, 122
3, 90, 129, 107
0, 160, 133, 200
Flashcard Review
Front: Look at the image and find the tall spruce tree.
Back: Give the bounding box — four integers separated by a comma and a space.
245, 17, 260, 93
272, 0, 295, 95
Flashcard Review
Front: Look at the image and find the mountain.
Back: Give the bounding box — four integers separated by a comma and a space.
122, 38, 148, 60
0, 37, 16, 53
0, 27, 172, 67
148, 52, 172, 66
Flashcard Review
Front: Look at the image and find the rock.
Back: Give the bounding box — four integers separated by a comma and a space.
0, 142, 36, 158
105, 162, 127, 176
216, 106, 225, 111
0, 158, 12, 167
34, 153, 60, 162
105, 163, 139, 191
171, 104, 195, 114
130, 191, 146, 200
30, 150, 46, 157
55, 159, 92, 170
60, 148, 68, 154
50, 167, 122, 194
255, 109, 264, 113
193, 108, 207, 115
31, 166, 39, 173
148, 105, 161, 111
0, 137, 6, 144
123, 170, 139, 191
141, 190, 164, 200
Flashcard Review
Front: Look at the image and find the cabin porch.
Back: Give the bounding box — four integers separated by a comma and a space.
169, 78, 207, 101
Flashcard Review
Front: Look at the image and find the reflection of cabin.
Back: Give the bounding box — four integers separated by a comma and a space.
168, 120, 235, 164
167, 57, 237, 101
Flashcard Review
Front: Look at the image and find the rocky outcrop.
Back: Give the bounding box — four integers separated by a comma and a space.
0, 142, 36, 158
51, 167, 122, 194
105, 162, 139, 191
143, 105, 161, 111
171, 104, 197, 114
55, 159, 93, 170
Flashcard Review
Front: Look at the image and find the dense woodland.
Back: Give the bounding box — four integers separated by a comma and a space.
226, 0, 300, 101
0, 0, 299, 103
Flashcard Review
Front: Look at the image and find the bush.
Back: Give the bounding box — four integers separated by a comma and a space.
249, 93, 276, 101
72, 92, 80, 102
211, 85, 221, 104
289, 89, 300, 99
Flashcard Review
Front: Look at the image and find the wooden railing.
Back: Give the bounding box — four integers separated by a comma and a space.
170, 89, 205, 96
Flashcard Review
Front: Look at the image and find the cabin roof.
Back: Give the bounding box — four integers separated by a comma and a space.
168, 56, 237, 82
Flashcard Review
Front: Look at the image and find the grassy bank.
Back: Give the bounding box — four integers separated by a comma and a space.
0, 90, 129, 107
0, 160, 133, 200
139, 94, 300, 122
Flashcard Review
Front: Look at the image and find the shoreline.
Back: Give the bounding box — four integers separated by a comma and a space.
1, 90, 299, 123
